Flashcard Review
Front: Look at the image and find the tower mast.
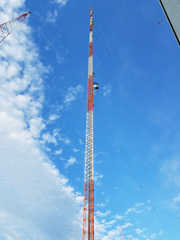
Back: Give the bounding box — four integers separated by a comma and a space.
0, 12, 30, 44
121, 226, 124, 240
82, 7, 95, 240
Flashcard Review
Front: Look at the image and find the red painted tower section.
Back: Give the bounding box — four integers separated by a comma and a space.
82, 7, 94, 240
0, 12, 30, 44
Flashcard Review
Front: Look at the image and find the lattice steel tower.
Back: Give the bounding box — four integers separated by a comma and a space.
0, 12, 30, 44
82, 7, 98, 240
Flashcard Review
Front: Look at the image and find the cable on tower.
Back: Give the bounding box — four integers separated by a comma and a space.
94, 0, 124, 42
94, 106, 174, 240
94, 0, 108, 17
96, 17, 165, 93
0, 12, 31, 44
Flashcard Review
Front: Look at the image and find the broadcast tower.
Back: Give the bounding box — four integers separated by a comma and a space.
82, 7, 98, 240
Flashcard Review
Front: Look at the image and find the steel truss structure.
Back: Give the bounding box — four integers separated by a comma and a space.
0, 12, 30, 44
82, 7, 95, 240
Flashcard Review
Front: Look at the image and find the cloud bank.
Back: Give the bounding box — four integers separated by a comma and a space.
0, 1, 82, 239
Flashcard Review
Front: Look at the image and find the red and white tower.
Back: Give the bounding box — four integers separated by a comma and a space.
82, 7, 98, 240
0, 12, 30, 44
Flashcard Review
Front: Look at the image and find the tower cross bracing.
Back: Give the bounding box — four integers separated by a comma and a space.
82, 7, 95, 240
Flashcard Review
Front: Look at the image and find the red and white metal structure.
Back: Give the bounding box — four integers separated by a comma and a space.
121, 226, 124, 240
82, 7, 95, 240
0, 12, 30, 44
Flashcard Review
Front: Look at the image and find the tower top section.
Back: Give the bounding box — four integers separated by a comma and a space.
90, 8, 93, 26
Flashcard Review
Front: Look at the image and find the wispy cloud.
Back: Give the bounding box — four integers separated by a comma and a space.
49, 114, 60, 121
161, 158, 180, 187
55, 149, 63, 155
97, 203, 105, 207
135, 203, 144, 207
94, 172, 103, 186
150, 233, 157, 238
79, 139, 84, 145
103, 85, 112, 97
56, 53, 65, 64
126, 235, 138, 240
135, 228, 143, 235
42, 132, 57, 144
125, 207, 136, 214
54, 0, 68, 7
97, 198, 109, 208
125, 202, 145, 215
65, 156, 76, 168
46, 10, 58, 23
96, 210, 111, 217
73, 148, 79, 152
171, 194, 180, 210
0, 2, 82, 239
64, 85, 84, 105
115, 214, 125, 220
123, 222, 133, 228
59, 135, 71, 145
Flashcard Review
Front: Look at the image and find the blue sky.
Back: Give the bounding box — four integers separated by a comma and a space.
0, 0, 180, 239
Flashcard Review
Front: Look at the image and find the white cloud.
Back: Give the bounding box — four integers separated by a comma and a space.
123, 222, 133, 228
42, 132, 57, 144
49, 114, 59, 121
46, 10, 58, 23
135, 210, 144, 213
97, 203, 105, 207
56, 53, 64, 64
94, 172, 103, 186
54, 0, 68, 7
127, 235, 138, 240
64, 85, 83, 105
161, 158, 180, 188
115, 214, 125, 220
135, 203, 144, 207
103, 85, 112, 97
161, 159, 180, 210
125, 207, 136, 214
55, 149, 63, 155
101, 228, 120, 240
29, 118, 45, 138
95, 219, 127, 240
96, 210, 111, 217
65, 156, 76, 168
150, 233, 157, 238
94, 172, 103, 181
135, 228, 143, 235
124, 203, 144, 215
59, 135, 71, 145
73, 148, 79, 152
171, 194, 180, 209
97, 198, 109, 208
0, 2, 82, 239
141, 235, 147, 238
